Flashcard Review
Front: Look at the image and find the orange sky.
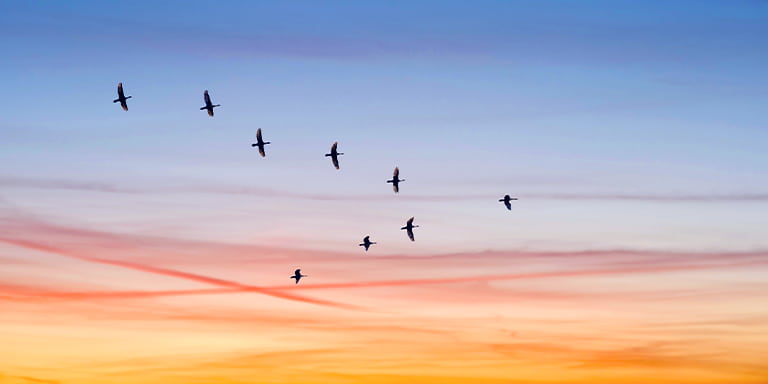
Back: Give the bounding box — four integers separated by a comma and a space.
1, 214, 767, 384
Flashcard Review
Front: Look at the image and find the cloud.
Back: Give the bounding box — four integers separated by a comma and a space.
0, 237, 361, 311
3, 175, 768, 203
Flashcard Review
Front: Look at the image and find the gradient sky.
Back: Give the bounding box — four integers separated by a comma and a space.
1, 1, 767, 383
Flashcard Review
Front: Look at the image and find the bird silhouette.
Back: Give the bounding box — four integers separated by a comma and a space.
251, 128, 271, 157
400, 217, 419, 241
386, 166, 405, 193
113, 83, 131, 111
359, 235, 377, 251
290, 268, 307, 284
324, 141, 344, 169
200, 90, 220, 117
499, 194, 518, 210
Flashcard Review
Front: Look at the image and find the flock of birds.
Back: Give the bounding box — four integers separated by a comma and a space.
114, 83, 518, 284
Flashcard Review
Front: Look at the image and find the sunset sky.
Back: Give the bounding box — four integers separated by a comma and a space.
1, 1, 767, 383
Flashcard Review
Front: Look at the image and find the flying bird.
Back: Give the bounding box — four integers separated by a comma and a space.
251, 128, 271, 157
359, 235, 376, 251
400, 217, 419, 242
499, 194, 518, 210
113, 82, 131, 111
386, 166, 405, 193
200, 90, 220, 117
290, 268, 307, 284
324, 141, 344, 169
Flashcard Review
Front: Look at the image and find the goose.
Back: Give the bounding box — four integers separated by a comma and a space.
290, 268, 307, 284
386, 166, 405, 193
499, 194, 518, 210
113, 82, 131, 111
359, 235, 376, 251
324, 141, 344, 169
400, 217, 419, 242
251, 128, 271, 157
200, 90, 220, 117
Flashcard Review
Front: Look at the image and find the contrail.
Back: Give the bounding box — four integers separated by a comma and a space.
0, 238, 362, 310
2, 258, 765, 302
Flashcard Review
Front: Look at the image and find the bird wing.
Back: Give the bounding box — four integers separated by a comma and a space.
294, 269, 301, 275
331, 142, 338, 152
393, 183, 399, 193
505, 201, 512, 210
121, 101, 128, 111
332, 156, 340, 169
407, 228, 415, 241
393, 167, 399, 178
204, 90, 211, 105
256, 128, 262, 141
117, 83, 124, 98
258, 147, 266, 157
207, 108, 214, 117
364, 236, 370, 242
407, 217, 414, 225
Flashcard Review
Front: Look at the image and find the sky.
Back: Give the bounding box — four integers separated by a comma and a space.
1, 1, 767, 383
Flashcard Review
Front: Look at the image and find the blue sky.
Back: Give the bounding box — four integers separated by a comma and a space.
1, 0, 767, 253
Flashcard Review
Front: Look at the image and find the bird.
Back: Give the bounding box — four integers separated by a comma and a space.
386, 166, 405, 193
113, 82, 131, 111
359, 235, 376, 251
251, 128, 271, 157
324, 141, 344, 169
290, 268, 307, 284
200, 90, 220, 117
499, 194, 518, 210
400, 217, 419, 242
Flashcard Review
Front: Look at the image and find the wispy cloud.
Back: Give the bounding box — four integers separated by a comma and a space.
0, 237, 361, 310
3, 175, 768, 203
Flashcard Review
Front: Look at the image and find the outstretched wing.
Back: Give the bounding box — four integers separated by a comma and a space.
393, 183, 399, 193
363, 235, 370, 242
393, 167, 399, 178
331, 142, 338, 152
407, 228, 415, 241
204, 90, 211, 105
256, 128, 263, 141
407, 217, 414, 225
332, 155, 340, 169
505, 201, 512, 210
120, 101, 128, 111
207, 108, 214, 117
117, 83, 125, 98
258, 146, 266, 157
294, 269, 301, 275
